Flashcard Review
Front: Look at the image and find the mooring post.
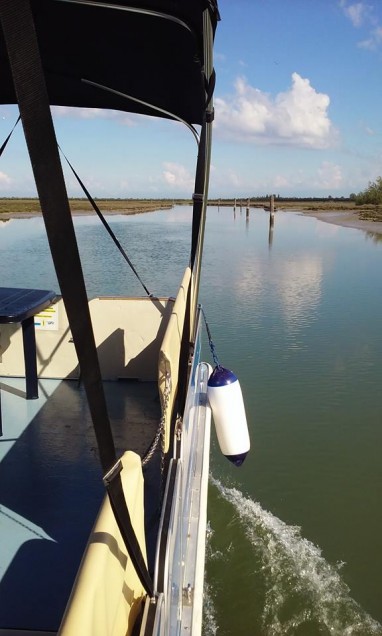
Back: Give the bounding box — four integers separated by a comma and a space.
268, 223, 274, 248
269, 194, 275, 228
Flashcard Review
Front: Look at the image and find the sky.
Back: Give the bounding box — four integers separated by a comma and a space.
1, 0, 382, 199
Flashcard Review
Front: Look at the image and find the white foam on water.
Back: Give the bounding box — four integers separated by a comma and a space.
202, 580, 219, 636
210, 476, 382, 636
202, 523, 219, 636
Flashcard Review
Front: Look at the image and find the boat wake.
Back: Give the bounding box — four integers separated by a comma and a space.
207, 477, 382, 635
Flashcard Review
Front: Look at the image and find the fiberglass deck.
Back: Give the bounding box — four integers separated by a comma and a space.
0, 377, 161, 633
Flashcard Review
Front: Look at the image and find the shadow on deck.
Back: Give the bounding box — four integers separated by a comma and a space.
0, 377, 161, 632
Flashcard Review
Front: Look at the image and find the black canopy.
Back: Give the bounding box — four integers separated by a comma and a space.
0, 0, 219, 125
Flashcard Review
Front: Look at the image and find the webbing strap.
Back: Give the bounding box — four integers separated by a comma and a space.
59, 147, 152, 297
0, 0, 152, 597
104, 461, 153, 596
0, 115, 20, 158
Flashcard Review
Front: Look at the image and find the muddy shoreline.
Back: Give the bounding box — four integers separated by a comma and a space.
301, 210, 382, 235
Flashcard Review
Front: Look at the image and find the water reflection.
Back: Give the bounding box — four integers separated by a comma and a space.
276, 255, 322, 331
365, 231, 382, 244
1, 206, 382, 631
268, 212, 275, 249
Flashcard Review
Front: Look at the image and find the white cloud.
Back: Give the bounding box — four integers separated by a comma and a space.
358, 26, 382, 49
210, 164, 243, 190
340, 1, 370, 27
119, 179, 130, 192
340, 1, 382, 49
0, 171, 12, 188
214, 73, 336, 149
162, 162, 194, 191
64, 171, 107, 196
51, 106, 137, 126
214, 52, 226, 63
316, 162, 343, 189
208, 160, 348, 197
273, 175, 290, 189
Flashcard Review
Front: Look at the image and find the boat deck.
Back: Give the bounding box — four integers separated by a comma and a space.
0, 377, 161, 633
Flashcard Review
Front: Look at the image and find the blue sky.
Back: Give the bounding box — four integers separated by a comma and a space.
1, 0, 382, 198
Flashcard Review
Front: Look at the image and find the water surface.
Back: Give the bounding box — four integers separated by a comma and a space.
1, 206, 381, 634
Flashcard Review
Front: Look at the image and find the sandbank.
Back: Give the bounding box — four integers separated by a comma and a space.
302, 210, 382, 236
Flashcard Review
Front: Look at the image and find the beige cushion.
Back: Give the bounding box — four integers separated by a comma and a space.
59, 451, 147, 636
158, 267, 191, 452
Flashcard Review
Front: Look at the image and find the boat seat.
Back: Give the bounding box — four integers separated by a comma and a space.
58, 451, 147, 636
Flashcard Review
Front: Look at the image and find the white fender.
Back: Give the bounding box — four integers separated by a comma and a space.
207, 366, 250, 466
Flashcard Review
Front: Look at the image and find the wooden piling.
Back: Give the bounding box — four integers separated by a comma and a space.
268, 223, 274, 248
269, 194, 275, 227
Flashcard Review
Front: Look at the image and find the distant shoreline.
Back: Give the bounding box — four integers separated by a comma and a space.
1, 199, 382, 236
0, 208, 166, 220
0, 200, 173, 220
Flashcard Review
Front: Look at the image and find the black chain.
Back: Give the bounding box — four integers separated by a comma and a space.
201, 307, 221, 368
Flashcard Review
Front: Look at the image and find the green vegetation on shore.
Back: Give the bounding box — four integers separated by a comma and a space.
1, 194, 381, 222
0, 196, 358, 215
352, 177, 382, 221
0, 198, 175, 216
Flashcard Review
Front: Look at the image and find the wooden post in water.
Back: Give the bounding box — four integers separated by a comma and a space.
268, 195, 275, 248
269, 194, 275, 228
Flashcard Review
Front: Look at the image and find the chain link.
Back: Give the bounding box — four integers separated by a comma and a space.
142, 371, 171, 472
201, 307, 221, 368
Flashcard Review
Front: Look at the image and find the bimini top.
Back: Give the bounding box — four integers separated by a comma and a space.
0, 0, 219, 126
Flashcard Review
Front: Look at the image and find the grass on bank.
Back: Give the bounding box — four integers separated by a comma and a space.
1, 198, 382, 222
0, 198, 175, 215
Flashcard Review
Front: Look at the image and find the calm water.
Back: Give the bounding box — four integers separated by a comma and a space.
1, 206, 381, 635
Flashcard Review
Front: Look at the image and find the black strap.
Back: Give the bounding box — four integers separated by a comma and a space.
0, 0, 152, 597
59, 147, 152, 297
104, 461, 153, 596
0, 115, 20, 157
